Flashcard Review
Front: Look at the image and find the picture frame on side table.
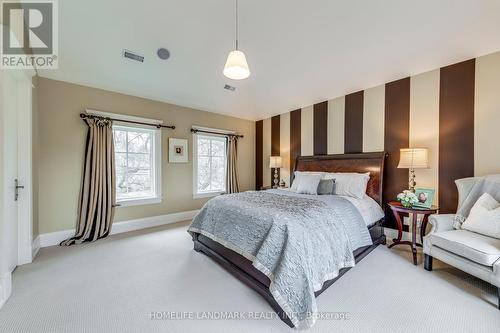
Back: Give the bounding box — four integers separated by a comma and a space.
413, 188, 435, 208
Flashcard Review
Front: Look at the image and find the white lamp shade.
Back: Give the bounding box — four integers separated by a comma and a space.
397, 148, 429, 169
269, 156, 282, 169
223, 50, 250, 80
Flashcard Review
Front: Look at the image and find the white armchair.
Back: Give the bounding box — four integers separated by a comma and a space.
423, 177, 500, 309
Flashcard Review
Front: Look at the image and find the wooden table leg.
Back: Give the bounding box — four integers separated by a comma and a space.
411, 213, 418, 265
387, 203, 437, 265
420, 215, 429, 243
388, 209, 404, 245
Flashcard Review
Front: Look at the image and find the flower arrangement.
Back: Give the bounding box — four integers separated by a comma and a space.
397, 190, 418, 208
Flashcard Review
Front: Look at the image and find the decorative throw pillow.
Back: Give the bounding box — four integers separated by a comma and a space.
330, 172, 370, 199
290, 171, 325, 192
296, 174, 323, 195
317, 179, 335, 195
461, 193, 500, 239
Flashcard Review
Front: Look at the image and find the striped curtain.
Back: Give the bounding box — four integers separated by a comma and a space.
226, 136, 239, 193
61, 117, 116, 246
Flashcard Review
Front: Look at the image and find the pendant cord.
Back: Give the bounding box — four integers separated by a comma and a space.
235, 0, 239, 50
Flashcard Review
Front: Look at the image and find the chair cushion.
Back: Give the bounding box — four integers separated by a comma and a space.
428, 230, 500, 266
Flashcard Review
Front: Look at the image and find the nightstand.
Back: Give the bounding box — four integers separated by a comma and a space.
387, 201, 439, 265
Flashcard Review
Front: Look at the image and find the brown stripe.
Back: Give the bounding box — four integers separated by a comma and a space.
384, 78, 410, 229
271, 115, 281, 183
289, 109, 301, 183
255, 120, 263, 190
439, 59, 475, 213
344, 91, 364, 153
313, 101, 328, 155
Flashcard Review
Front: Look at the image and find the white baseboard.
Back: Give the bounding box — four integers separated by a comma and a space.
32, 236, 40, 259
39, 229, 74, 248
0, 272, 12, 310
39, 209, 199, 248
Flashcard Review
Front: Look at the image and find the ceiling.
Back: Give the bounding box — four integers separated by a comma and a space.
39, 0, 500, 120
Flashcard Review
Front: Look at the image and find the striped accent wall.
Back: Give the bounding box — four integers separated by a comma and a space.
255, 51, 500, 227
383, 78, 410, 226
344, 91, 364, 153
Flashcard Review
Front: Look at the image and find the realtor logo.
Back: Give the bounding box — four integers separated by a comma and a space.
1, 0, 58, 69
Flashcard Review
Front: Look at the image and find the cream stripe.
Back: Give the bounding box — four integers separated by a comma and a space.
410, 69, 440, 204
362, 85, 385, 152
262, 117, 272, 187
280, 112, 291, 187
301, 105, 314, 156
327, 97, 345, 154
475, 52, 500, 176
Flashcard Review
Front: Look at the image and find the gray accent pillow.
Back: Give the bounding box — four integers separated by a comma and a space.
317, 179, 335, 195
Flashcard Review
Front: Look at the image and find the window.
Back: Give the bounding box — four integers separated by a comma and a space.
113, 124, 161, 206
193, 133, 227, 198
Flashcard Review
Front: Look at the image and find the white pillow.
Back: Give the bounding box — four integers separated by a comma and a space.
329, 172, 370, 199
462, 193, 500, 239
296, 174, 323, 195
290, 171, 325, 191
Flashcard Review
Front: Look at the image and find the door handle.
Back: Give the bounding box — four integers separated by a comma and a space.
14, 179, 24, 201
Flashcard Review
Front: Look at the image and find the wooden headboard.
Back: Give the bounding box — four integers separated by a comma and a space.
293, 152, 388, 206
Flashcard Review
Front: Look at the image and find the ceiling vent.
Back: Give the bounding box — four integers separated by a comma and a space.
224, 84, 236, 91
123, 50, 144, 63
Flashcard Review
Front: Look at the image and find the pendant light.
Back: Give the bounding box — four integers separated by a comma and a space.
223, 0, 250, 80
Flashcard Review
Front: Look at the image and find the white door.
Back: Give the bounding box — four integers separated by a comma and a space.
0, 69, 33, 309
2, 71, 19, 272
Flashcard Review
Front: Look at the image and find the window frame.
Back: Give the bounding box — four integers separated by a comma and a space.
113, 122, 162, 207
192, 132, 228, 199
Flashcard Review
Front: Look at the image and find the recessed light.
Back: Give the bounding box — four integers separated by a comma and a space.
157, 48, 170, 60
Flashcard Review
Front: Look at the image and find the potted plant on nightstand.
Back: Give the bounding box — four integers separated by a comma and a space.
396, 190, 418, 208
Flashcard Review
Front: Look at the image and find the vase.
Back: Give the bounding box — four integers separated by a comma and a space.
401, 201, 412, 208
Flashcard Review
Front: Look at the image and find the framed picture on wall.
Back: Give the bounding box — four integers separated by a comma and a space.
169, 138, 188, 163
413, 188, 435, 208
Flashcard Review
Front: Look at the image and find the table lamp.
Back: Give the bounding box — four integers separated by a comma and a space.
397, 148, 429, 192
269, 156, 282, 189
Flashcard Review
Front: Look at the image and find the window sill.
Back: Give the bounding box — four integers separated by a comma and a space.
193, 191, 225, 199
116, 197, 162, 207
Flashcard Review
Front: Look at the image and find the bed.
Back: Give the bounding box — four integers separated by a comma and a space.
189, 152, 387, 328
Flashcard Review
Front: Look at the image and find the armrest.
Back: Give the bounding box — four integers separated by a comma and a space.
493, 259, 500, 275
427, 214, 455, 234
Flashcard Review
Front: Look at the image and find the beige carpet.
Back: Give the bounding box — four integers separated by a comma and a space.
1, 221, 499, 333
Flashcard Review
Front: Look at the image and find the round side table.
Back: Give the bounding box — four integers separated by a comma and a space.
387, 202, 439, 265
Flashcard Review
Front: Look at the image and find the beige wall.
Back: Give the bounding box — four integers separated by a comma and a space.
362, 85, 385, 153
36, 77, 255, 234
32, 76, 39, 237
474, 51, 500, 176
327, 96, 344, 155
409, 69, 440, 204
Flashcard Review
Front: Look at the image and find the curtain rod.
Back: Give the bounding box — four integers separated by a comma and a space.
191, 128, 243, 138
80, 113, 175, 129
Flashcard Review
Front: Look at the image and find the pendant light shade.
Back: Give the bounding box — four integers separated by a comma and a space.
223, 50, 250, 80
223, 0, 250, 80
